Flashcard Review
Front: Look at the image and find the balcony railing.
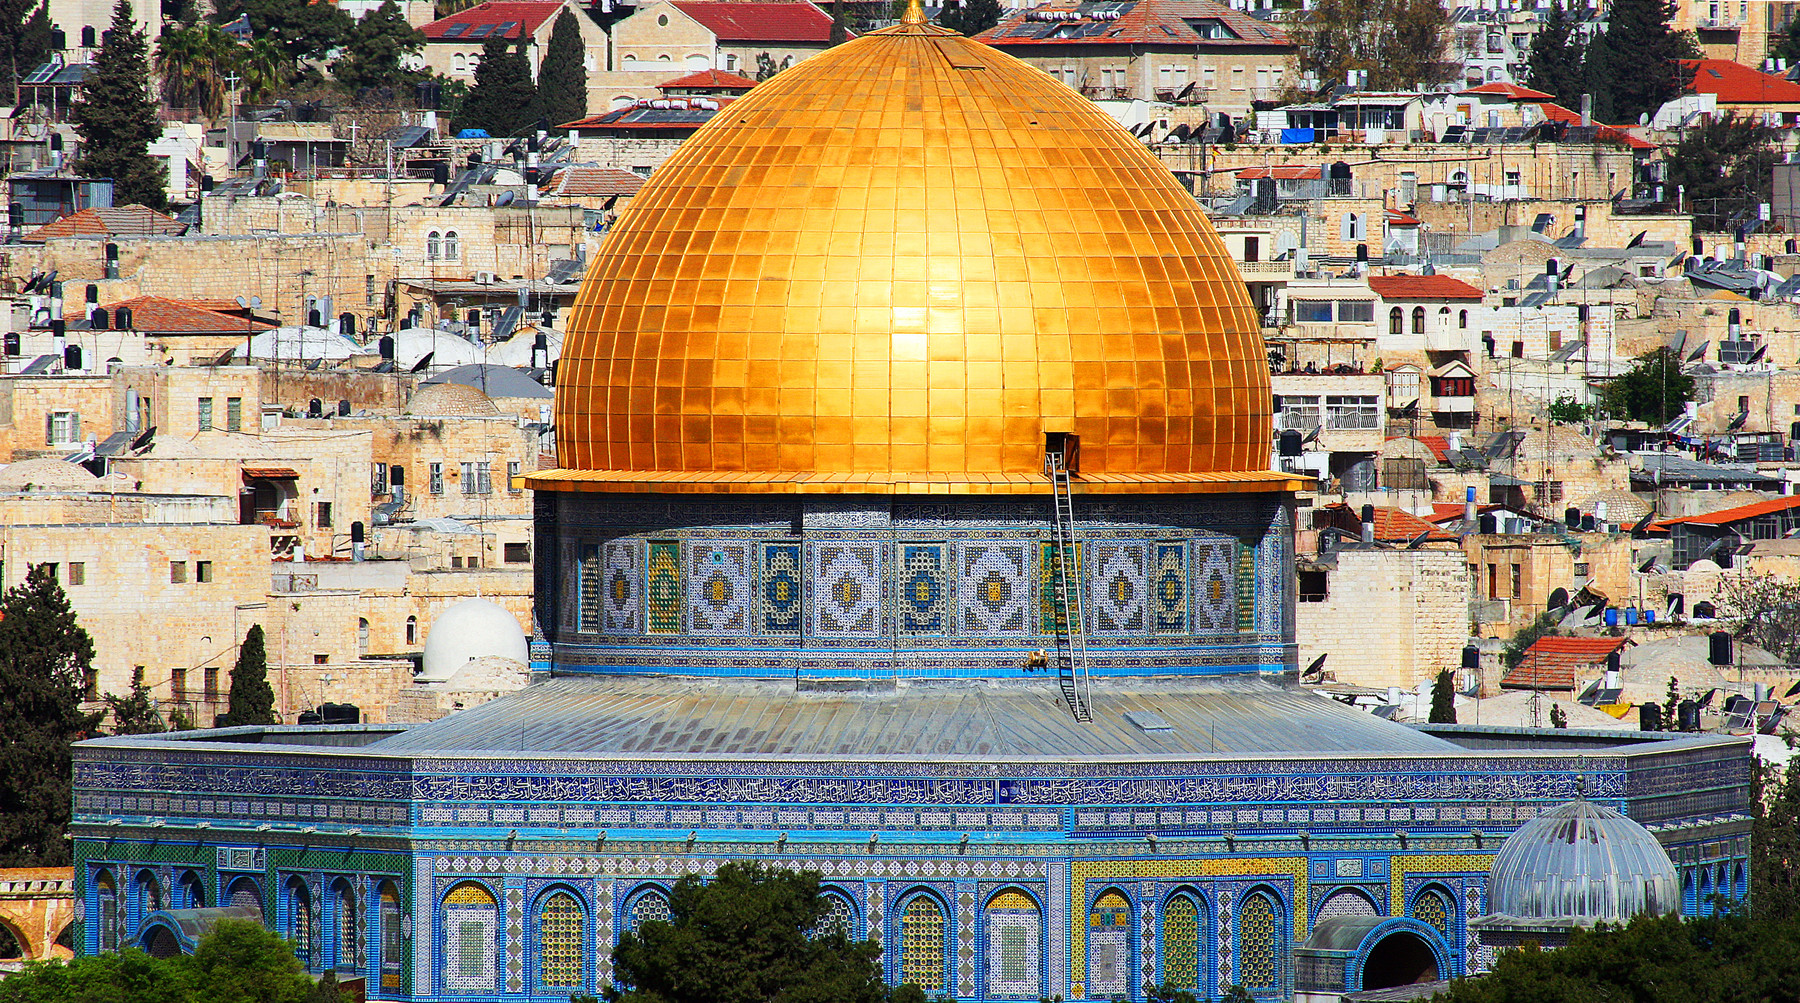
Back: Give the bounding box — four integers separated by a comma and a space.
1326, 409, 1381, 430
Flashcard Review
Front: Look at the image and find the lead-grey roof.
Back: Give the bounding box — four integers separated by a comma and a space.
365, 675, 1462, 759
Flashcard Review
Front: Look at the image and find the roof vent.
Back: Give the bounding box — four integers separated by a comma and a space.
1124, 710, 1173, 732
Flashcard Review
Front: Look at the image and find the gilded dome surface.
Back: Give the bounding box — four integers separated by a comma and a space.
552, 17, 1272, 491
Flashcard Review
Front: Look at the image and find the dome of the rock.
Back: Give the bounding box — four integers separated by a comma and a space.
551, 17, 1270, 489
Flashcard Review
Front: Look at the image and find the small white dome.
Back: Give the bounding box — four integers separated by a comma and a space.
420, 598, 528, 682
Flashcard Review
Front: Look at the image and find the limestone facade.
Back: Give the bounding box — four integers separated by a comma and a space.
1295, 547, 1472, 691
0, 375, 113, 458
0, 867, 74, 971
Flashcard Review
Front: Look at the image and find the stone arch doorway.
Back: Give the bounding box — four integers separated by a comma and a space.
1360, 929, 1440, 990
142, 922, 182, 959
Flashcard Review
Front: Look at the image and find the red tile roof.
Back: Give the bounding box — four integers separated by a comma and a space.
670, 2, 836, 42
1683, 58, 1800, 105
1386, 208, 1422, 226
548, 165, 646, 197
1459, 81, 1555, 101
1502, 636, 1632, 692
1235, 165, 1321, 180
1413, 434, 1451, 462
977, 0, 1289, 48
1366, 274, 1485, 301
1528, 101, 1656, 150
22, 205, 184, 242
657, 68, 758, 91
1651, 494, 1800, 529
423, 1, 563, 41
71, 295, 273, 334
1319, 503, 1458, 543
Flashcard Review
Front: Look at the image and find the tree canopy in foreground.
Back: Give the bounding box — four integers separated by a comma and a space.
0, 919, 342, 1003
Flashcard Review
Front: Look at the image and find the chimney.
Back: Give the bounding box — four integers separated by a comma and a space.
1360, 504, 1375, 545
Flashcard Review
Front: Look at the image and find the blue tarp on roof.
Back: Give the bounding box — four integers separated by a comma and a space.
1280, 128, 1316, 143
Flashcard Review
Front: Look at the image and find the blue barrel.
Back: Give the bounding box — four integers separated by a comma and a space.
1625, 607, 1640, 626
1604, 608, 1620, 627
1645, 609, 1656, 624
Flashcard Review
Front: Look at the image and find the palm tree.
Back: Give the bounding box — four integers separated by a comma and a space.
156, 21, 239, 118
237, 36, 291, 103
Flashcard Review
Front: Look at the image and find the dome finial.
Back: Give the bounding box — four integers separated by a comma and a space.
901, 0, 926, 25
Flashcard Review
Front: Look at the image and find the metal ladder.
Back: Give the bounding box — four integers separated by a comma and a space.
1046, 451, 1092, 722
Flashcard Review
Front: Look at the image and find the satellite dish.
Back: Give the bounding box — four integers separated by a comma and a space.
235, 295, 263, 310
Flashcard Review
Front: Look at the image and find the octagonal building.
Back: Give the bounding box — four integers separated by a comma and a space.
70, 8, 1753, 1003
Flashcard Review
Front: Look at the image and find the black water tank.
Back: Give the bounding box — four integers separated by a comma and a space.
1639, 702, 1661, 731
115, 306, 131, 330
1710, 630, 1733, 666
350, 521, 365, 543
1462, 645, 1480, 669
63, 344, 81, 370
1678, 699, 1699, 732
1360, 504, 1375, 524
379, 336, 395, 360
90, 307, 108, 330
1478, 513, 1498, 534
390, 464, 404, 487
337, 399, 351, 416
432, 161, 451, 186
320, 703, 360, 724
1278, 429, 1302, 456
1580, 514, 1596, 532
308, 398, 323, 418
1564, 507, 1580, 528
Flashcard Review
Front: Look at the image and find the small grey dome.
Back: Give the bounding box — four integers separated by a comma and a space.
1486, 799, 1679, 925
420, 598, 528, 682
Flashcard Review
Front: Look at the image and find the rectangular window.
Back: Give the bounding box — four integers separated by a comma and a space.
205, 666, 219, 700
1294, 300, 1334, 323
504, 542, 531, 563
1534, 480, 1565, 504
196, 560, 213, 583
1325, 395, 1380, 429
1487, 563, 1498, 600
1336, 300, 1374, 323
1298, 569, 1328, 602
365, 274, 377, 307
171, 666, 187, 702
226, 397, 243, 432
45, 410, 80, 446
1511, 563, 1522, 600
316, 502, 333, 528
171, 561, 188, 583
67, 562, 84, 585
1574, 562, 1590, 576
42, 563, 58, 583
1549, 330, 1563, 351
506, 461, 521, 493
1231, 66, 1245, 89
197, 397, 214, 431
314, 653, 329, 665
430, 462, 444, 495
372, 463, 389, 496
463, 461, 491, 495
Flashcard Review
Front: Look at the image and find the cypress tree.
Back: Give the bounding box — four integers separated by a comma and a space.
939, 0, 1002, 36
72, 0, 167, 211
1, 0, 54, 105
1583, 0, 1694, 125
534, 9, 587, 129
104, 665, 168, 735
0, 564, 102, 866
457, 33, 538, 137
1428, 669, 1457, 724
216, 624, 276, 728
1524, 0, 1586, 108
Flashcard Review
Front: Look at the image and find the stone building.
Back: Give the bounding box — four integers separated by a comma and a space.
69, 13, 1754, 1003
420, 0, 607, 93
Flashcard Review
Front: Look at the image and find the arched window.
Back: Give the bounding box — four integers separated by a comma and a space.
812, 892, 855, 939
1388, 306, 1402, 335
536, 889, 584, 991
286, 877, 314, 968
1411, 887, 1451, 935
426, 231, 441, 261
95, 869, 119, 952
1458, 309, 1469, 329
1161, 892, 1203, 994
377, 881, 403, 993
227, 875, 263, 918
333, 879, 357, 972
406, 616, 418, 645
81, 25, 96, 46
685, 53, 708, 70
177, 871, 205, 910
1682, 870, 1696, 913
135, 869, 163, 921
1087, 890, 1131, 998
357, 617, 370, 656
1438, 306, 1451, 324
444, 882, 498, 992
452, 53, 467, 73
985, 890, 1041, 998
1411, 306, 1426, 335
899, 894, 946, 992
1236, 891, 1281, 993
1699, 869, 1713, 914
627, 887, 669, 930
1735, 862, 1747, 900
444, 231, 460, 261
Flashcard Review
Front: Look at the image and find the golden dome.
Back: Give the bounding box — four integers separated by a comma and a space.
545, 15, 1279, 494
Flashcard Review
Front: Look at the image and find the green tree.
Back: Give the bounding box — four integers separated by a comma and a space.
215, 624, 276, 728
1548, 394, 1588, 424
1144, 984, 1201, 1003
1666, 112, 1780, 233
104, 665, 168, 735
330, 0, 426, 94
0, 919, 342, 1003
1, 0, 54, 105
1502, 610, 1562, 669
156, 20, 243, 118
1282, 0, 1452, 94
1772, 11, 1800, 64
754, 51, 793, 81
532, 8, 586, 128
1600, 347, 1696, 425
72, 0, 168, 211
0, 564, 101, 867
456, 34, 538, 136
1753, 760, 1800, 922
604, 861, 891, 1003
1428, 669, 1457, 723
1665, 675, 1682, 730
1719, 573, 1800, 665
938, 0, 1002, 36
216, 0, 353, 64
1582, 0, 1696, 126
1524, 0, 1587, 108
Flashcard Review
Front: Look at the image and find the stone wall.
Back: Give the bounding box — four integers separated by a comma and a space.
1296, 547, 1471, 690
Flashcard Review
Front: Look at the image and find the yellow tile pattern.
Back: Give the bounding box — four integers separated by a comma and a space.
1387, 854, 1494, 916
557, 19, 1270, 488
1068, 856, 1307, 994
